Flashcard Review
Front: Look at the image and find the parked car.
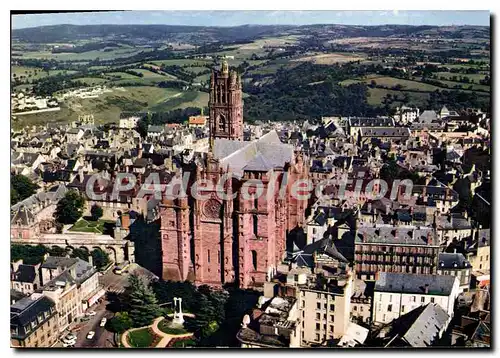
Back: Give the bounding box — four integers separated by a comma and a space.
85, 311, 97, 317
86, 331, 95, 340
65, 333, 77, 340
100, 318, 107, 327
61, 335, 77, 347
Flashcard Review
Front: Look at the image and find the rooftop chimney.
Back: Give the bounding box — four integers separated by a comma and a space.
121, 212, 130, 231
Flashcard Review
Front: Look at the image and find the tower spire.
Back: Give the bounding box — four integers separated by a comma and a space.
221, 59, 229, 75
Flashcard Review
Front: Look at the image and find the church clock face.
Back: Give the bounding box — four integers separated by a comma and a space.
203, 199, 222, 219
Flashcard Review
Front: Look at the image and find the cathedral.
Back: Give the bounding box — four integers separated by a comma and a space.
159, 61, 309, 288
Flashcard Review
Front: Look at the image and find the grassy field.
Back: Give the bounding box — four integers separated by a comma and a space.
11, 66, 77, 81
149, 90, 208, 112
367, 87, 430, 107
435, 71, 488, 83
78, 77, 109, 86
18, 47, 152, 62
435, 79, 490, 92
367, 76, 441, 92
127, 328, 157, 348
150, 59, 212, 67
12, 86, 184, 129
131, 68, 166, 78
340, 75, 440, 92
184, 66, 210, 74
193, 73, 210, 83
293, 52, 366, 65
157, 319, 188, 335
68, 218, 115, 234
106, 72, 139, 80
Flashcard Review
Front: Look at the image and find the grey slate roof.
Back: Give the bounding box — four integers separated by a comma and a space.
419, 110, 438, 123
401, 303, 450, 347
11, 295, 56, 340
478, 229, 490, 247
438, 253, 471, 269
11, 206, 36, 226
243, 153, 274, 172
348, 117, 394, 127
147, 125, 164, 133
213, 130, 293, 176
360, 127, 410, 137
356, 225, 436, 246
40, 256, 78, 270
11, 185, 67, 222
375, 272, 457, 296
12, 265, 37, 283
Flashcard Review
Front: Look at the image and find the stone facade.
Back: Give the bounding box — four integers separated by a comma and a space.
159, 62, 308, 288
209, 60, 243, 142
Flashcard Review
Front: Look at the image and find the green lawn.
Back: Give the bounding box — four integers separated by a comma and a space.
106, 72, 139, 80
365, 76, 440, 92
150, 59, 212, 67
68, 219, 114, 234
127, 328, 156, 348
183, 66, 210, 75
11, 65, 77, 81
435, 79, 490, 92
157, 319, 187, 335
131, 68, 166, 78
78, 77, 109, 86
435, 71, 488, 83
367, 87, 430, 107
193, 73, 210, 83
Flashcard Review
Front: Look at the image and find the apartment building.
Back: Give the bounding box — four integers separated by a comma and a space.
39, 256, 102, 332
237, 295, 301, 348
10, 293, 59, 348
354, 225, 440, 280
372, 272, 459, 326
437, 252, 472, 292
11, 260, 42, 295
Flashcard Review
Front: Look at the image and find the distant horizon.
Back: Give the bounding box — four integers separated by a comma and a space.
12, 10, 491, 29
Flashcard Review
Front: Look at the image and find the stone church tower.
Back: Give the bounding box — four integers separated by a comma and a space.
209, 60, 243, 143
159, 60, 308, 289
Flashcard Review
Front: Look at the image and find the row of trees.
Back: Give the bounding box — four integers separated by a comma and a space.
106, 277, 260, 347
11, 244, 110, 269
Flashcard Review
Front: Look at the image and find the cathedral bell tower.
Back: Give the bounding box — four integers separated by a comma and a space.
209, 59, 243, 145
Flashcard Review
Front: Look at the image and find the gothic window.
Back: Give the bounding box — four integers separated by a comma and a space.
208, 250, 211, 264
217, 114, 226, 132
203, 199, 222, 219
253, 214, 258, 237
251, 250, 257, 270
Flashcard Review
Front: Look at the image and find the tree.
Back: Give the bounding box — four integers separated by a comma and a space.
11, 244, 47, 265
128, 274, 161, 327
71, 247, 89, 261
380, 159, 399, 182
11, 174, 38, 205
107, 312, 133, 333
136, 117, 150, 138
152, 280, 197, 312
54, 190, 85, 225
47, 246, 66, 257
91, 248, 111, 269
90, 204, 103, 221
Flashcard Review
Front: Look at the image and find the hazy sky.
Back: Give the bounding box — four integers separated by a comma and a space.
12, 10, 490, 29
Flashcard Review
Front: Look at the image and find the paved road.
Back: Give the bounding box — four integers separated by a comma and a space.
55, 264, 158, 348
99, 263, 158, 294
74, 301, 115, 348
